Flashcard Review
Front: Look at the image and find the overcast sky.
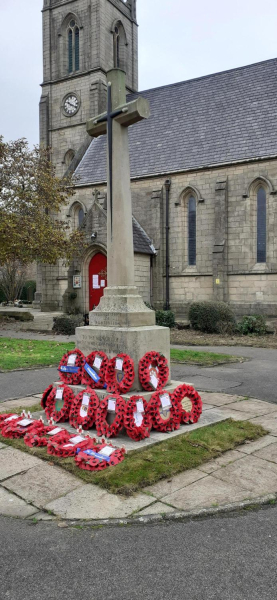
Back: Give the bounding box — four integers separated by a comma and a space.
1, 0, 276, 147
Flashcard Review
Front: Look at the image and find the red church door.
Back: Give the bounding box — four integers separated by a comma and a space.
89, 253, 107, 310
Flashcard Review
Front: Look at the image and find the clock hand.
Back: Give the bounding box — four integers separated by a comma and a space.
67, 100, 77, 109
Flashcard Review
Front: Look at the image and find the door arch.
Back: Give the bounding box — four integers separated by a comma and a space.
89, 252, 107, 310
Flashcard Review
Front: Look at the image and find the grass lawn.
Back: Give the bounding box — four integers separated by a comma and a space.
0, 338, 75, 371
0, 419, 266, 496
0, 337, 243, 371
170, 348, 244, 366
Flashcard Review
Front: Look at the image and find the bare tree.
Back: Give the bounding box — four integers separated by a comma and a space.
0, 260, 27, 303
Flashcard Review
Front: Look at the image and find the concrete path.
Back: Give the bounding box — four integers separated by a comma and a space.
0, 367, 58, 402
1, 392, 277, 521
1, 505, 277, 600
172, 345, 277, 403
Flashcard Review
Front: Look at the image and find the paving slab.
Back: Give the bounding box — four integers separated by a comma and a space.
136, 501, 176, 516
0, 447, 41, 481
253, 442, 277, 464
237, 435, 277, 455
3, 463, 82, 508
226, 399, 277, 417
0, 487, 38, 518
162, 475, 256, 511
217, 407, 256, 421
199, 392, 242, 406
145, 469, 206, 499
212, 454, 277, 494
0, 397, 41, 410
45, 484, 154, 519
198, 450, 244, 474
250, 414, 277, 435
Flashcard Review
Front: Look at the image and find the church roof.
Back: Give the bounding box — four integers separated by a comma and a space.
132, 217, 156, 255
75, 57, 277, 184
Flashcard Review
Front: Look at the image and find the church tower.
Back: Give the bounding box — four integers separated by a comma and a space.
40, 0, 138, 177
38, 0, 138, 311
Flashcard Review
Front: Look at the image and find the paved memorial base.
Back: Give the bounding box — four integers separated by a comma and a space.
1, 392, 277, 521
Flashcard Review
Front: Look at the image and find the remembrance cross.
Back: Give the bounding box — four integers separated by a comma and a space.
87, 69, 150, 290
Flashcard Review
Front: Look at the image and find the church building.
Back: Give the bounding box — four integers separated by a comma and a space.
38, 0, 277, 319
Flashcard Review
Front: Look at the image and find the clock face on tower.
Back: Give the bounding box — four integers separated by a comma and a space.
63, 94, 80, 116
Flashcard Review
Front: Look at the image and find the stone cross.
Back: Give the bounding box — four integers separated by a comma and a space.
87, 69, 150, 289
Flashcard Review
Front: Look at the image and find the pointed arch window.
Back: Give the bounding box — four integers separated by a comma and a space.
188, 196, 196, 265
68, 20, 80, 73
257, 186, 266, 263
113, 22, 127, 71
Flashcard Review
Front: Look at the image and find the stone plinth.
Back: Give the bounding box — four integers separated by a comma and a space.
89, 286, 155, 327
76, 324, 170, 392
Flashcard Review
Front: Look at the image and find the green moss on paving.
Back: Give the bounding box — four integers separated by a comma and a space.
0, 338, 75, 371
170, 348, 244, 366
0, 419, 266, 496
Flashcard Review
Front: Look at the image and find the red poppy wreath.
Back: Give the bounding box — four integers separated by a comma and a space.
105, 353, 135, 394
1, 417, 45, 440
171, 384, 203, 424
75, 438, 125, 472
24, 424, 70, 448
124, 395, 152, 441
41, 384, 53, 409
69, 388, 99, 430
95, 394, 126, 438
0, 413, 20, 432
81, 351, 109, 389
45, 385, 74, 422
47, 433, 92, 458
147, 390, 181, 433
138, 351, 169, 392
58, 348, 85, 385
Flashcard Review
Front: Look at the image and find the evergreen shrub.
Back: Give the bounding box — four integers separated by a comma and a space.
189, 301, 235, 333
52, 314, 84, 336
236, 315, 267, 336
156, 310, 175, 329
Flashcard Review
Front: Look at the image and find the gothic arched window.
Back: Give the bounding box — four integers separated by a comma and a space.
113, 22, 127, 71
188, 196, 196, 265
68, 20, 80, 73
78, 208, 84, 227
257, 186, 266, 263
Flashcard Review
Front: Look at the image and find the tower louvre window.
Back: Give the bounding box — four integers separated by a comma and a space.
68, 20, 80, 74
188, 196, 196, 266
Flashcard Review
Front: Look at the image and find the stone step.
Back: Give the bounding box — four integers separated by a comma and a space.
53, 380, 194, 404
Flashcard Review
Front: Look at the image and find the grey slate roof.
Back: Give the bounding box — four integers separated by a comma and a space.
132, 217, 156, 255
75, 58, 277, 184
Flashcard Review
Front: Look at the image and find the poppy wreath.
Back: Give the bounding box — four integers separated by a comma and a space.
45, 385, 74, 422
41, 384, 53, 409
75, 438, 125, 472
138, 351, 169, 392
0, 414, 20, 432
124, 395, 152, 441
1, 418, 45, 440
47, 433, 92, 458
69, 388, 99, 430
171, 384, 203, 424
105, 353, 135, 394
81, 351, 109, 389
58, 348, 85, 385
147, 391, 181, 433
95, 394, 126, 438
24, 424, 70, 448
